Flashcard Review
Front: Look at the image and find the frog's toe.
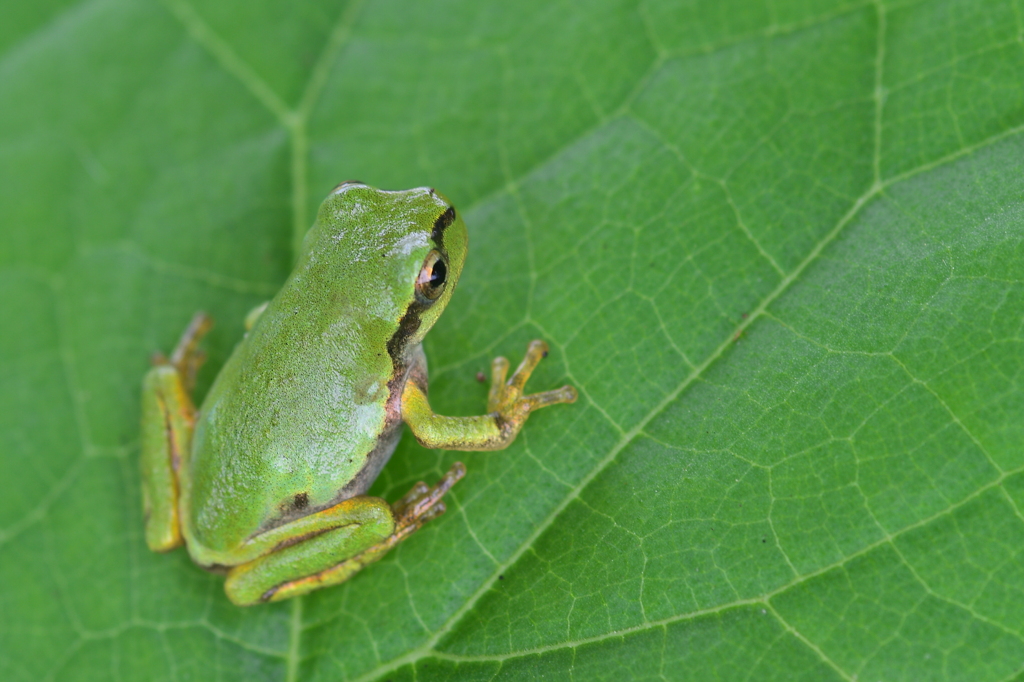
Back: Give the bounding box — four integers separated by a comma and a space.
392, 481, 430, 517
393, 501, 450, 544
508, 340, 549, 393
521, 385, 578, 411
160, 312, 213, 391
394, 462, 465, 529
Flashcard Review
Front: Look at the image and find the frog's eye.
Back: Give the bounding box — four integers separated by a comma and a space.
417, 250, 448, 301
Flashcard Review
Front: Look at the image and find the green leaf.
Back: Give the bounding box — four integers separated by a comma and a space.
2, 0, 1022, 680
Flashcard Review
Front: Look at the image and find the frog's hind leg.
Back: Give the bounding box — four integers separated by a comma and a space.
224, 463, 465, 606
140, 312, 212, 552
164, 312, 213, 392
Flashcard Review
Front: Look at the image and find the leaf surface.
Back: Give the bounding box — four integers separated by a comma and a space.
1, 0, 1023, 680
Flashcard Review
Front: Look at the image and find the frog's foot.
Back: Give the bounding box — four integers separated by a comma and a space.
152, 312, 213, 392
488, 340, 577, 437
390, 462, 466, 542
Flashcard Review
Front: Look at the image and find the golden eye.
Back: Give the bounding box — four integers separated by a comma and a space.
416, 250, 448, 301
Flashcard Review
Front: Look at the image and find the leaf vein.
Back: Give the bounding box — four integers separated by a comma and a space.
160, 0, 291, 126
355, 113, 1024, 680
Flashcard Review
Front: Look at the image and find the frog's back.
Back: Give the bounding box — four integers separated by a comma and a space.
184, 301, 402, 555
180, 184, 461, 557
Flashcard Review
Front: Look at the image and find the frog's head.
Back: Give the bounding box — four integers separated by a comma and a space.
310, 181, 469, 358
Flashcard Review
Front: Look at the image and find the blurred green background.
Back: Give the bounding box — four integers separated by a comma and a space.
2, 0, 1024, 680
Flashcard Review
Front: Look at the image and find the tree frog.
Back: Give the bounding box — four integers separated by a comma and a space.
140, 183, 577, 606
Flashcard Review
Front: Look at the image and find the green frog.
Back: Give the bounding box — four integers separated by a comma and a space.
140, 182, 576, 605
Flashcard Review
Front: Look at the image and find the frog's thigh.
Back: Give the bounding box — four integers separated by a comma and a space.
140, 365, 195, 552
224, 496, 396, 606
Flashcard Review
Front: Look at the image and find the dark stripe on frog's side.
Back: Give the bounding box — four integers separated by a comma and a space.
384, 205, 455, 369
431, 205, 456, 243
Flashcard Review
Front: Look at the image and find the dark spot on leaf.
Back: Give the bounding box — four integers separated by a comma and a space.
293, 492, 308, 510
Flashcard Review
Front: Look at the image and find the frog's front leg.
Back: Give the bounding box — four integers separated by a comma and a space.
224, 463, 464, 605
402, 340, 577, 451
140, 313, 212, 552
